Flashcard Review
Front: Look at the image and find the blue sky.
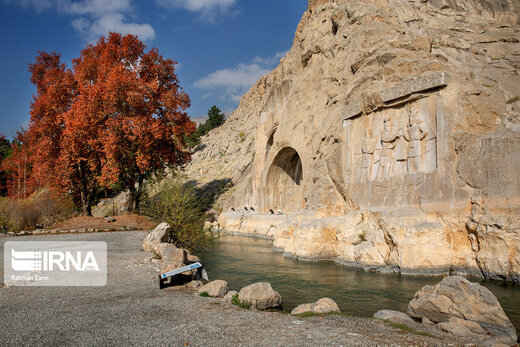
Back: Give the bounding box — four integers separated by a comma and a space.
0, 0, 307, 136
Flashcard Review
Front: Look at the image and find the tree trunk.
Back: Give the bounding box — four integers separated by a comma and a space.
80, 189, 92, 216
17, 161, 21, 199
78, 162, 92, 216
128, 185, 137, 213
128, 175, 145, 212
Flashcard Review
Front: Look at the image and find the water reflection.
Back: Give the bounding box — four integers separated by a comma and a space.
197, 235, 520, 332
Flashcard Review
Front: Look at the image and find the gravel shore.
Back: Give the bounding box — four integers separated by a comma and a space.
0, 232, 478, 346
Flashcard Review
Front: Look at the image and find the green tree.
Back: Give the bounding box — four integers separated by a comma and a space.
206, 105, 225, 130
0, 136, 12, 196
186, 105, 226, 147
0, 136, 11, 159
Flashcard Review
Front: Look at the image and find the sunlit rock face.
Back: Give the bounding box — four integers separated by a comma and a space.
186, 0, 520, 282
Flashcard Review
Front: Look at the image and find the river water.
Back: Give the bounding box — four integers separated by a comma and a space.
197, 234, 520, 332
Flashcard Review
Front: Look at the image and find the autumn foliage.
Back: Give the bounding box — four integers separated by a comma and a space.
0, 130, 36, 199
20, 32, 194, 215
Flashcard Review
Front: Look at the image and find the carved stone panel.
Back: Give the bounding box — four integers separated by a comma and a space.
346, 96, 438, 184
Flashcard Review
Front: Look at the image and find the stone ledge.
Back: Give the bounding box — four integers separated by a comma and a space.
343, 71, 450, 120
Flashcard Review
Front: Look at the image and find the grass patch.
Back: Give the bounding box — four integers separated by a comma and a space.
199, 291, 210, 297
293, 311, 350, 318
378, 319, 437, 338
0, 190, 74, 232
230, 294, 252, 309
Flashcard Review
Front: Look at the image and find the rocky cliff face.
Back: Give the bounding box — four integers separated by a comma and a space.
185, 0, 520, 282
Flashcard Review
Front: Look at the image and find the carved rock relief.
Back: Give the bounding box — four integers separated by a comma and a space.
346, 97, 438, 183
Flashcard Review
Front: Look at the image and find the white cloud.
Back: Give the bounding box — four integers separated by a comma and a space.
252, 51, 288, 65
5, 0, 155, 41
72, 13, 155, 42
194, 63, 270, 91
229, 94, 242, 102
61, 0, 132, 16
193, 50, 288, 102
191, 115, 208, 125
5, 0, 54, 12
157, 0, 237, 19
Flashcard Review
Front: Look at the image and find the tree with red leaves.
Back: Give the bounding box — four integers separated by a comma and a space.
27, 33, 194, 215
0, 130, 35, 199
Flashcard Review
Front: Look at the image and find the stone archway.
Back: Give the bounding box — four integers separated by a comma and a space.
265, 127, 276, 160
265, 147, 304, 212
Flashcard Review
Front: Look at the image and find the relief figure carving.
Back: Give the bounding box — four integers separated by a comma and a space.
423, 113, 437, 173
401, 105, 437, 174
360, 128, 376, 182
377, 119, 399, 181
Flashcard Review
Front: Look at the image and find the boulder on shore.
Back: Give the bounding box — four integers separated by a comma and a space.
291, 298, 340, 315
437, 317, 486, 337
373, 310, 415, 325
197, 280, 229, 298
407, 276, 517, 341
238, 282, 282, 310
155, 243, 187, 264
142, 223, 170, 253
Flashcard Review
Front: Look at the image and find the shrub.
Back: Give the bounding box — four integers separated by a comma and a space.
141, 181, 210, 252
199, 292, 210, 297
231, 294, 252, 309
0, 189, 75, 232
0, 198, 8, 232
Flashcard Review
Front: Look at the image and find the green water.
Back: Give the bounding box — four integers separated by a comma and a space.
197, 234, 520, 332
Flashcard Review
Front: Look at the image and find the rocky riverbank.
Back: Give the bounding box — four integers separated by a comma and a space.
217, 210, 520, 282
145, 223, 519, 346
0, 230, 517, 345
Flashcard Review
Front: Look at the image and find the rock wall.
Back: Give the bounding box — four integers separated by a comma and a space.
186, 0, 520, 282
